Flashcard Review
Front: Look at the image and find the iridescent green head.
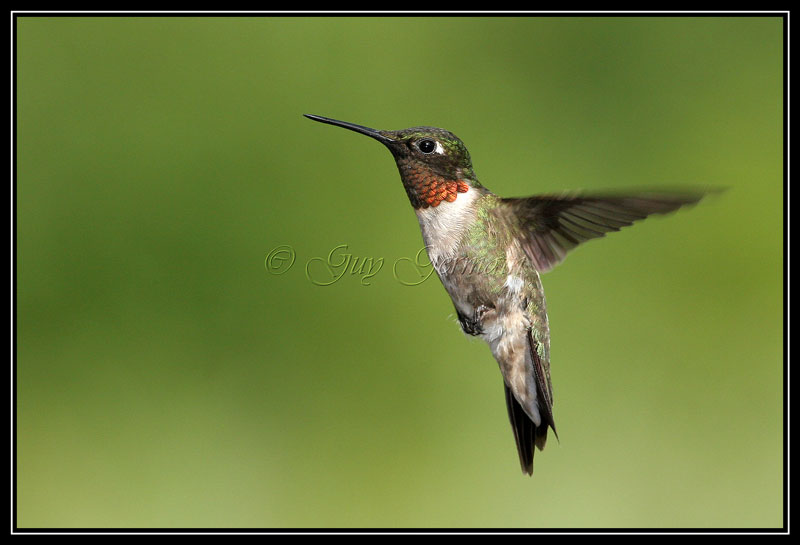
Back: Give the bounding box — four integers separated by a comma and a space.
305, 114, 481, 209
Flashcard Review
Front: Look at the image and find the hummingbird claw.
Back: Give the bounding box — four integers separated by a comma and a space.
457, 304, 495, 336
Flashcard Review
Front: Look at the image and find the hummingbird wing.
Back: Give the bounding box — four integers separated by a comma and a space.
502, 191, 707, 273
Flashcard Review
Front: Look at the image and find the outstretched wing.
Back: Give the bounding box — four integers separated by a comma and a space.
502, 190, 708, 273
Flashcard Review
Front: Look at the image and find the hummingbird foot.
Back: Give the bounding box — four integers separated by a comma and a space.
457, 304, 495, 336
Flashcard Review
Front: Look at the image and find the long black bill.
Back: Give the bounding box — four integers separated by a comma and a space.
304, 114, 395, 145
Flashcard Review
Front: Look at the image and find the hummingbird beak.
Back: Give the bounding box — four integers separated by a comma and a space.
304, 114, 396, 146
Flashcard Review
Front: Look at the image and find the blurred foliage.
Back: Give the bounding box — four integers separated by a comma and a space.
16, 16, 783, 528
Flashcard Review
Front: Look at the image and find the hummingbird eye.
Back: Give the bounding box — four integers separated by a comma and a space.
417, 139, 436, 154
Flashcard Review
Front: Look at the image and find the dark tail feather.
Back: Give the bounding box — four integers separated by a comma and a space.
504, 382, 548, 476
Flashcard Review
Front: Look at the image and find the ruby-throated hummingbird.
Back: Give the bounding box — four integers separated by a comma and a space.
304, 114, 707, 476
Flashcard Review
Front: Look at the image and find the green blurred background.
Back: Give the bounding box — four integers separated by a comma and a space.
16, 16, 783, 528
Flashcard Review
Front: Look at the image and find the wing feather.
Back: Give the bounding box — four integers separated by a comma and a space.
502, 190, 709, 272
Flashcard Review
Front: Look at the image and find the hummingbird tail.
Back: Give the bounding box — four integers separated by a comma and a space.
504, 382, 548, 476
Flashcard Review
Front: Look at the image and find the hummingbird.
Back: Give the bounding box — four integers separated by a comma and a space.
304, 114, 707, 476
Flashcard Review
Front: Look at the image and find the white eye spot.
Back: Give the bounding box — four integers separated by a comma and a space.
433, 141, 445, 155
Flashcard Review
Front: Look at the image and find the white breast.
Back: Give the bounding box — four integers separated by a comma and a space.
414, 189, 480, 273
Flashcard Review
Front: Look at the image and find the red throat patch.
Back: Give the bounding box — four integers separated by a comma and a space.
416, 178, 470, 208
